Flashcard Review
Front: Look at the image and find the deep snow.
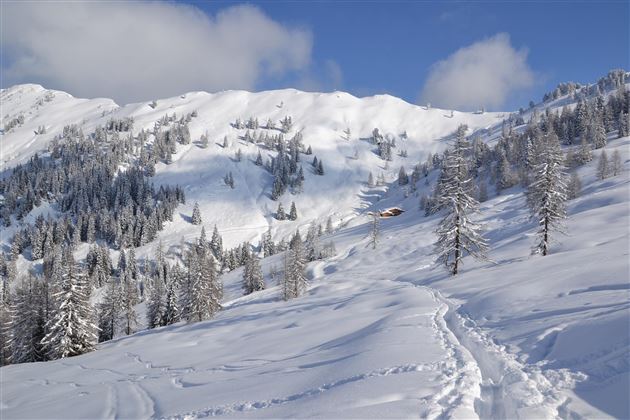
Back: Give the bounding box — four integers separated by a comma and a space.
0, 84, 628, 419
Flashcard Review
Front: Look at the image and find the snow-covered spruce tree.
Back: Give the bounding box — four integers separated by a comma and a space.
41, 250, 97, 359
305, 223, 321, 261
618, 111, 629, 138
527, 132, 567, 256
97, 277, 121, 342
282, 232, 307, 300
10, 274, 46, 363
242, 254, 265, 295
262, 230, 275, 257
210, 225, 223, 259
434, 125, 488, 275
146, 269, 166, 329
276, 202, 286, 220
120, 270, 138, 336
369, 212, 380, 250
255, 151, 263, 166
191, 202, 202, 225
317, 160, 324, 175
567, 171, 582, 200
289, 202, 298, 221
597, 150, 610, 180
495, 149, 518, 192
200, 131, 209, 148
611, 150, 622, 176
398, 166, 409, 185
162, 271, 180, 326
590, 115, 607, 149
182, 243, 222, 323
0, 286, 11, 366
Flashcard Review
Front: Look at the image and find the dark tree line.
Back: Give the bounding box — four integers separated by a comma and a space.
1, 123, 186, 257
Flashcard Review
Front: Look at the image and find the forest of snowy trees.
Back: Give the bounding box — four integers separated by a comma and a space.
0, 85, 436, 362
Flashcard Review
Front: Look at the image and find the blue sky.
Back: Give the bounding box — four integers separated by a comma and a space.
197, 1, 629, 109
2, 1, 628, 110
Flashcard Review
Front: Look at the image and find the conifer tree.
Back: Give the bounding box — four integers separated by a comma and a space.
289, 202, 298, 220
434, 125, 488, 275
317, 160, 324, 175
527, 132, 567, 256
276, 203, 286, 220
163, 273, 180, 326
182, 245, 222, 323
567, 171, 582, 200
305, 224, 320, 261
597, 150, 610, 180
282, 232, 307, 300
369, 212, 380, 250
41, 250, 97, 359
0, 286, 12, 366
191, 202, 202, 225
200, 131, 209, 148
496, 150, 518, 191
262, 230, 275, 257
210, 226, 223, 258
590, 116, 607, 148
120, 270, 138, 336
242, 254, 265, 295
146, 271, 166, 329
397, 167, 409, 185
618, 111, 629, 138
98, 278, 121, 342
577, 137, 593, 165
611, 150, 622, 176
10, 274, 46, 363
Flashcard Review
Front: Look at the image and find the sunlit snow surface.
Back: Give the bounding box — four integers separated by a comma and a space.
0, 85, 628, 419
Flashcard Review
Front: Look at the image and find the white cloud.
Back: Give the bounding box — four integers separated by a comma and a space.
419, 33, 534, 111
1, 2, 312, 104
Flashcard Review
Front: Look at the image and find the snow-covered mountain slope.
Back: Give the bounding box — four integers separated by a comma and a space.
2, 80, 629, 419
0, 84, 118, 168
1, 130, 628, 418
1, 84, 503, 251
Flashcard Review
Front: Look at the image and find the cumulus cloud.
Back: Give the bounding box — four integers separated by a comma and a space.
1, 2, 312, 104
419, 33, 534, 111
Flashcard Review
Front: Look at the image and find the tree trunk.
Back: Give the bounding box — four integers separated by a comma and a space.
543, 215, 549, 256
453, 217, 460, 275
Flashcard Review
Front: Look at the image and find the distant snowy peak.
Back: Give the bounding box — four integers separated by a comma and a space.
1, 84, 118, 168
1, 83, 505, 169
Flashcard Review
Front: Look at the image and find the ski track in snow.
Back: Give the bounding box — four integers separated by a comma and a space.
421, 289, 482, 420
423, 286, 582, 420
